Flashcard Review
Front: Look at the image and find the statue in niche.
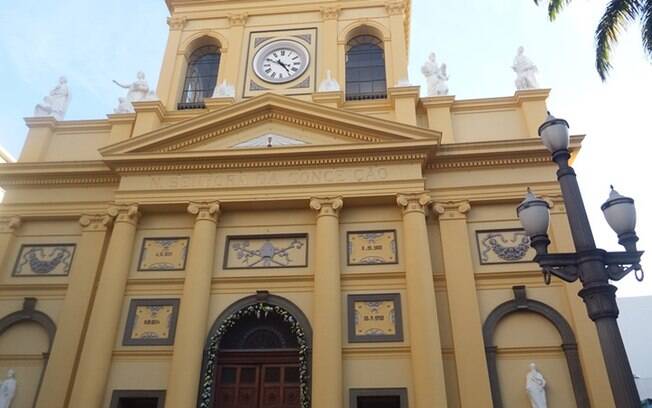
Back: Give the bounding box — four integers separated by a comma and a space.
0, 369, 16, 408
317, 70, 341, 92
513, 46, 539, 89
421, 52, 449, 96
212, 80, 235, 98
34, 76, 70, 121
113, 71, 158, 103
526, 363, 547, 408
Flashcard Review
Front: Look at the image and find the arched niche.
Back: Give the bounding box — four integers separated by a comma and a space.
197, 291, 312, 408
483, 286, 591, 408
0, 298, 56, 407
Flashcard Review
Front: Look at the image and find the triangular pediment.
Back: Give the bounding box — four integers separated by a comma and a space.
100, 93, 440, 157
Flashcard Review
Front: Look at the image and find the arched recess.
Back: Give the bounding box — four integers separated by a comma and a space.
338, 21, 390, 44
197, 291, 312, 408
483, 286, 590, 408
0, 298, 56, 407
0, 298, 56, 348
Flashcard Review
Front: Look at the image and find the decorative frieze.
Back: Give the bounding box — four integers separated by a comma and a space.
347, 230, 397, 265
224, 234, 308, 269
13, 244, 76, 276
347, 293, 403, 342
123, 298, 180, 346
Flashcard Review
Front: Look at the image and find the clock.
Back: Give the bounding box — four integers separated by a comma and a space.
252, 40, 310, 84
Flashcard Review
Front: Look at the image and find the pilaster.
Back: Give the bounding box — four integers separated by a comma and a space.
157, 16, 187, 108
385, 1, 409, 85
515, 88, 550, 138
432, 200, 493, 407
396, 193, 448, 408
0, 216, 21, 272
36, 214, 113, 408
68, 204, 140, 408
20, 117, 57, 162
219, 14, 248, 96
166, 201, 220, 408
320, 7, 340, 85
131, 100, 167, 137
421, 96, 455, 143
388, 86, 419, 125
309, 197, 343, 408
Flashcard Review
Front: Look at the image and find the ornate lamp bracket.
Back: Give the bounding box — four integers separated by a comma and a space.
604, 251, 645, 281
535, 253, 579, 284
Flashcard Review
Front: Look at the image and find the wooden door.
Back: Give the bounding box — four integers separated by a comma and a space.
214, 351, 301, 408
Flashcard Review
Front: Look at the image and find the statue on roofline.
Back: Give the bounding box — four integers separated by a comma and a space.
513, 46, 539, 90
421, 52, 449, 96
34, 76, 70, 121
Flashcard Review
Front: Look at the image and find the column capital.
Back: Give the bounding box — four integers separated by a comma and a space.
187, 201, 220, 222
107, 204, 140, 225
385, 0, 406, 15
541, 194, 564, 214
320, 6, 340, 20
397, 193, 432, 215
433, 201, 471, 220
310, 197, 343, 217
228, 13, 248, 27
79, 214, 113, 232
167, 16, 187, 30
0, 216, 21, 233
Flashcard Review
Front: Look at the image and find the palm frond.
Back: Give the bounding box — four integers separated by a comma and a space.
641, 0, 652, 59
548, 0, 572, 20
595, 0, 641, 80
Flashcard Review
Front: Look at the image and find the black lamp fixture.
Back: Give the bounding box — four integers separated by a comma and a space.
517, 113, 644, 407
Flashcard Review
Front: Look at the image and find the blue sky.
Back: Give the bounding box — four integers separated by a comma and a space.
0, 0, 651, 298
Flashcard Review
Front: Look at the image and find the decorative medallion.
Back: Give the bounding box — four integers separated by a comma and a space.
347, 293, 403, 342
12, 244, 76, 276
224, 234, 308, 269
476, 229, 535, 264
123, 299, 180, 346
347, 230, 398, 265
138, 237, 190, 271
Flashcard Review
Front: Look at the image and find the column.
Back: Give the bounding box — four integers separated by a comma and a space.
166, 202, 220, 408
68, 204, 139, 408
36, 214, 112, 408
309, 197, 343, 408
433, 201, 493, 407
396, 193, 448, 408
158, 16, 186, 107
547, 197, 614, 406
0, 216, 21, 269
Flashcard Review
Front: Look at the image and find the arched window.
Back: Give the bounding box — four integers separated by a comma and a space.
179, 45, 221, 109
345, 35, 387, 101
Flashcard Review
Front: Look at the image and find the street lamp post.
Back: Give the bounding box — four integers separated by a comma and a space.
517, 113, 644, 408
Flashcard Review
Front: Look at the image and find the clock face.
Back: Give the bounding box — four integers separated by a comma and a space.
253, 40, 310, 84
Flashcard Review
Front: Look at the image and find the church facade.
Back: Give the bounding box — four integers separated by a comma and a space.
0, 0, 616, 407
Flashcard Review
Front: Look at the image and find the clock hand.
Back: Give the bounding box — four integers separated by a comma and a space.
275, 59, 292, 74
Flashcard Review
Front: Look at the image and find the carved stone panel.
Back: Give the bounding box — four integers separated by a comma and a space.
476, 229, 535, 264
12, 244, 76, 276
138, 237, 190, 271
347, 293, 403, 343
224, 234, 308, 269
123, 299, 180, 346
347, 230, 398, 265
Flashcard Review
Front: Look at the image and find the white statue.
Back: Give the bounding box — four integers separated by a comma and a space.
317, 70, 340, 92
212, 80, 235, 98
0, 369, 16, 408
34, 76, 70, 121
513, 46, 539, 89
114, 97, 134, 114
113, 71, 157, 102
421, 53, 449, 96
526, 363, 547, 408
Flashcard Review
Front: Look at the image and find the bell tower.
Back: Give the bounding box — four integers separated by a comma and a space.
157, 0, 411, 108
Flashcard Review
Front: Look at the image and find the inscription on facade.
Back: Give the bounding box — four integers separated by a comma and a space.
120, 164, 422, 192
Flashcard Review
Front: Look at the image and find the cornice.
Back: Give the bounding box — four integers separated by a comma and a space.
447, 88, 551, 113
0, 161, 118, 187
24, 118, 112, 133
428, 135, 583, 170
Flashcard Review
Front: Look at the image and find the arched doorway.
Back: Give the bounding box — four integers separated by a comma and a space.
198, 292, 312, 408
